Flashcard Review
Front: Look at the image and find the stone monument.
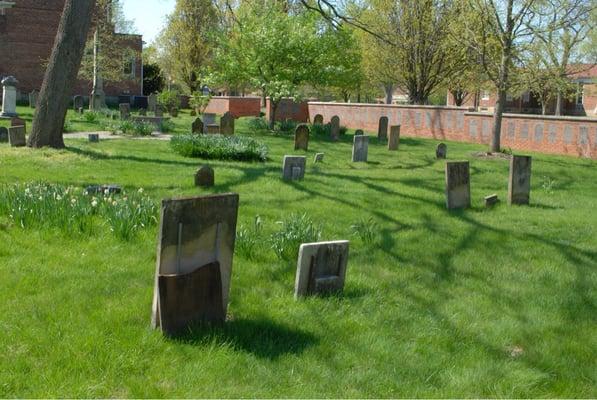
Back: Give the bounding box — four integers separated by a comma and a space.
1, 76, 18, 118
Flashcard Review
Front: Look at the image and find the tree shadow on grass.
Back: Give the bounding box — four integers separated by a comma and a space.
66, 145, 200, 167
171, 317, 319, 359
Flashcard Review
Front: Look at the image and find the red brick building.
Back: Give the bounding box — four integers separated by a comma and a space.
0, 0, 143, 103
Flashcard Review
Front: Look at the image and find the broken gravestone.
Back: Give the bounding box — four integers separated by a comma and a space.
8, 126, 26, 147
508, 155, 532, 205
152, 193, 240, 336
352, 135, 369, 162
294, 240, 350, 298
445, 161, 471, 209
294, 124, 310, 151
195, 165, 214, 188
436, 143, 447, 159
282, 155, 306, 181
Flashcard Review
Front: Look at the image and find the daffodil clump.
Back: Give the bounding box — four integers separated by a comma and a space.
0, 183, 158, 240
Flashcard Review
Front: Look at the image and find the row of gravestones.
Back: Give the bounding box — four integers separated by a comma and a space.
151, 193, 349, 336
312, 114, 398, 144
191, 112, 235, 136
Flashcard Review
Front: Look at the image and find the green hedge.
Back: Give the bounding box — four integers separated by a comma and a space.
170, 134, 269, 162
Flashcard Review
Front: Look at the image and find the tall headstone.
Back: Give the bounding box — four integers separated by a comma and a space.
388, 125, 400, 150
294, 124, 310, 151
195, 165, 215, 188
330, 116, 340, 141
8, 126, 26, 147
445, 161, 471, 209
28, 90, 38, 109
313, 114, 324, 125
192, 117, 204, 134
0, 127, 8, 143
378, 116, 388, 141
152, 193, 240, 336
148, 93, 157, 113
282, 155, 306, 181
436, 143, 447, 159
508, 155, 532, 205
119, 103, 131, 120
1, 76, 18, 117
220, 112, 235, 136
294, 240, 350, 298
73, 95, 84, 111
352, 135, 369, 162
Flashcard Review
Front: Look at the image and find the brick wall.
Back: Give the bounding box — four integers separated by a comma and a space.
265, 98, 309, 122
307, 102, 597, 158
204, 97, 261, 118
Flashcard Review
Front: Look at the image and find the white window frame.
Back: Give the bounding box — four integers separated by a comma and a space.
481, 90, 490, 101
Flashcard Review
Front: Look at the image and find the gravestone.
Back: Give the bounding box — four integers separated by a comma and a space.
313, 114, 324, 125
282, 155, 306, 181
88, 133, 100, 143
11, 117, 25, 129
314, 153, 324, 163
484, 194, 499, 208
206, 124, 220, 135
352, 135, 369, 162
294, 240, 350, 298
192, 117, 204, 134
203, 113, 216, 126
138, 108, 147, 116
220, 112, 235, 136
1, 76, 18, 117
195, 165, 214, 188
355, 129, 364, 136
436, 143, 447, 159
86, 184, 122, 195
148, 93, 157, 113
119, 103, 131, 120
8, 126, 26, 147
508, 155, 532, 205
378, 116, 388, 141
294, 124, 310, 151
445, 161, 470, 209
330, 116, 340, 141
28, 90, 38, 108
388, 125, 400, 150
0, 127, 8, 143
73, 95, 84, 111
152, 193, 240, 336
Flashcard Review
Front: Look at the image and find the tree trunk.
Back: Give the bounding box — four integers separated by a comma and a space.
384, 84, 394, 104
28, 0, 96, 148
555, 91, 563, 116
269, 100, 278, 130
490, 41, 512, 153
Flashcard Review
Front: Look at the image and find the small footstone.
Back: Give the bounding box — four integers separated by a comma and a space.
195, 165, 214, 188
294, 240, 350, 298
436, 143, 447, 159
88, 133, 100, 143
314, 153, 324, 163
282, 155, 306, 181
484, 194, 499, 208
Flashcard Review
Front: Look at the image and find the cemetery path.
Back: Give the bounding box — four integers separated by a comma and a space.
63, 131, 173, 141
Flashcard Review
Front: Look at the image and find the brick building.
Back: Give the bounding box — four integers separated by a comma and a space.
0, 0, 143, 104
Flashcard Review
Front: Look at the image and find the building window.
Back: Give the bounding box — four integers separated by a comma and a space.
576, 84, 584, 106
522, 91, 530, 103
481, 90, 490, 100
123, 57, 135, 78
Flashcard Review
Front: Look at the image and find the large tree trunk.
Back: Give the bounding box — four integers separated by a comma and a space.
555, 91, 563, 116
384, 84, 394, 104
28, 0, 96, 148
269, 100, 278, 130
490, 41, 512, 153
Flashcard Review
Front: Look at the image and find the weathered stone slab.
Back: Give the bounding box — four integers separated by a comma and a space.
508, 155, 532, 205
436, 143, 447, 159
294, 240, 350, 298
330, 115, 340, 141
282, 155, 306, 181
195, 165, 214, 188
445, 161, 470, 209
388, 125, 400, 150
355, 129, 364, 136
8, 126, 26, 147
294, 124, 310, 151
73, 95, 84, 111
203, 113, 217, 126
220, 112, 235, 136
378, 116, 388, 141
314, 153, 324, 163
88, 133, 100, 143
313, 114, 324, 124
484, 194, 499, 208
352, 135, 369, 162
192, 117, 204, 134
152, 193, 240, 336
119, 103, 131, 120
206, 124, 220, 135
0, 127, 7, 143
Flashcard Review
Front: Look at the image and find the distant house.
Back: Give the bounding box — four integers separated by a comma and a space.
0, 0, 143, 104
447, 64, 597, 117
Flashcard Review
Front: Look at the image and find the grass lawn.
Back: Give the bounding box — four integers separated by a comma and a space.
0, 117, 596, 397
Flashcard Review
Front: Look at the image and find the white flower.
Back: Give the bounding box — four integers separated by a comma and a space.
91, 200, 98, 207
71, 198, 76, 204
104, 189, 110, 195
138, 188, 144, 194
38, 196, 43, 201
112, 201, 118, 206
56, 195, 62, 201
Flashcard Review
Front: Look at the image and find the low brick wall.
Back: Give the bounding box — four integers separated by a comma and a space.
307, 102, 597, 158
266, 98, 310, 122
204, 97, 261, 118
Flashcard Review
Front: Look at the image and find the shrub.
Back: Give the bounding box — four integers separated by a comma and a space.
271, 213, 322, 261
157, 90, 181, 111
190, 93, 211, 114
131, 121, 154, 136
170, 134, 268, 162
350, 217, 380, 245
83, 111, 100, 123
235, 215, 264, 260
276, 119, 297, 133
157, 119, 176, 133
247, 117, 269, 131
310, 123, 347, 136
63, 120, 73, 133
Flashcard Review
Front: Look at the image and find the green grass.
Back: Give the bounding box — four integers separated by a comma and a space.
0, 117, 596, 397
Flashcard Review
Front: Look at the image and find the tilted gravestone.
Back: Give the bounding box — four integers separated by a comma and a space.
355, 129, 364, 136
445, 161, 470, 209
88, 133, 100, 143
73, 95, 84, 111
203, 113, 217, 126
29, 90, 38, 108
388, 125, 400, 150
508, 155, 532, 205
294, 240, 350, 298
220, 112, 235, 136
138, 108, 147, 116
313, 114, 324, 125
352, 135, 369, 162
119, 103, 131, 120
294, 124, 310, 151
330, 116, 340, 141
0, 127, 8, 143
195, 165, 214, 188
282, 155, 306, 181
152, 193, 240, 336
8, 126, 26, 147
436, 143, 447, 159
314, 153, 324, 163
378, 116, 388, 141
148, 94, 157, 113
192, 118, 204, 134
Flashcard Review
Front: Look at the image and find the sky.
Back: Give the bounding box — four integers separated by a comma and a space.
121, 0, 176, 45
